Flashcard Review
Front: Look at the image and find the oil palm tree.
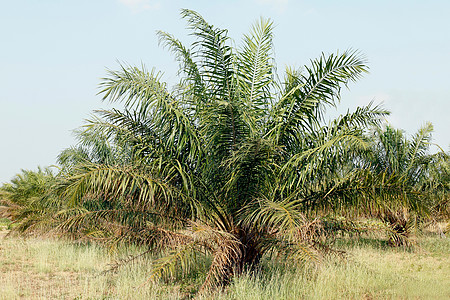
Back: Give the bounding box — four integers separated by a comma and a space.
58, 9, 387, 289
424, 150, 450, 234
355, 123, 435, 246
0, 167, 62, 234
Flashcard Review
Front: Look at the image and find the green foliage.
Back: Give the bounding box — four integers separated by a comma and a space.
3, 9, 448, 293
361, 123, 436, 246
0, 167, 63, 234
51, 10, 390, 290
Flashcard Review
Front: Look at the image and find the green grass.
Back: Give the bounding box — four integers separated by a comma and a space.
0, 236, 185, 299
208, 235, 450, 299
0, 232, 449, 299
0, 217, 11, 229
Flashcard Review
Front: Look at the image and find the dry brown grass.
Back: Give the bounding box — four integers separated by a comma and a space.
1, 222, 449, 299
0, 232, 104, 299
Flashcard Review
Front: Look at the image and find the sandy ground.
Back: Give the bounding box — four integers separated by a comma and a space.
0, 229, 9, 239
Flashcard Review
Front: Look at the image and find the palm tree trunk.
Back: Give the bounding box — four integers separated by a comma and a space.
200, 227, 262, 291
382, 208, 412, 247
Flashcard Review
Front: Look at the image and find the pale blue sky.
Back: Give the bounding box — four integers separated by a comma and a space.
1, 0, 449, 183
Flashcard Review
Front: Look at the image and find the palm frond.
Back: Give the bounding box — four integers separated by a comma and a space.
237, 17, 274, 132
271, 50, 369, 148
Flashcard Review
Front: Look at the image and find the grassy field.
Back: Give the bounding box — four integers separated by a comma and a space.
0, 219, 449, 299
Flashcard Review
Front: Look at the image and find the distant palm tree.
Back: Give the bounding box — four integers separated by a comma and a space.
0, 167, 61, 234
424, 150, 450, 232
359, 123, 434, 246
59, 10, 387, 289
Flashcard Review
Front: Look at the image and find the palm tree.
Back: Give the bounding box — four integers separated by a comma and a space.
415, 146, 450, 236
357, 123, 434, 246
59, 10, 387, 289
0, 167, 62, 234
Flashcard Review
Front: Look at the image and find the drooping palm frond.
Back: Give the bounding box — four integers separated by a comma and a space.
270, 50, 369, 150
157, 30, 205, 101
240, 195, 322, 263
98, 65, 203, 162
277, 103, 387, 196
61, 163, 193, 213
145, 221, 241, 290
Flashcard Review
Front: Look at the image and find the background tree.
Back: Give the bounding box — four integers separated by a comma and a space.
354, 123, 435, 246
0, 167, 62, 234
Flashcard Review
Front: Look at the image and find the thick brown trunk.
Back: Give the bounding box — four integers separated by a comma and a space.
200, 227, 262, 291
